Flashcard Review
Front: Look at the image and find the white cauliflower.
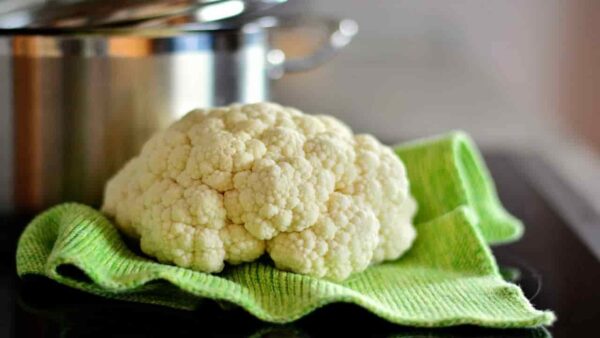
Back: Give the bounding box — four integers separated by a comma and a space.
102, 102, 416, 281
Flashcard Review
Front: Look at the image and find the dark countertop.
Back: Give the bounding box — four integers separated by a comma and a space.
1, 153, 599, 337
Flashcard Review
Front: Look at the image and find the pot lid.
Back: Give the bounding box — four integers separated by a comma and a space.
0, 0, 287, 31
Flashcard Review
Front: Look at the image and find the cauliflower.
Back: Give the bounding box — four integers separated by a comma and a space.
102, 102, 416, 281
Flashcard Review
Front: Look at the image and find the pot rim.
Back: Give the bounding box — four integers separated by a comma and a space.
0, 19, 253, 37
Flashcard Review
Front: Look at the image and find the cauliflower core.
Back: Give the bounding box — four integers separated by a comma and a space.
102, 102, 416, 281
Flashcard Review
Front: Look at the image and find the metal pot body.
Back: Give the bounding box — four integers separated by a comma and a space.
0, 28, 269, 211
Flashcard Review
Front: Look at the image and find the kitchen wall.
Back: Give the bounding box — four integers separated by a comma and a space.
274, 0, 565, 147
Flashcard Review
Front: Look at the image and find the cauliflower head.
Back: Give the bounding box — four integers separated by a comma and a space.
102, 102, 417, 281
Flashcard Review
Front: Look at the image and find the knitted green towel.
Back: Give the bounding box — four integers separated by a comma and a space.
16, 132, 554, 328
395, 131, 524, 244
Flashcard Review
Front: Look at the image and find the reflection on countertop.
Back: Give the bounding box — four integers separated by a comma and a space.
14, 276, 550, 338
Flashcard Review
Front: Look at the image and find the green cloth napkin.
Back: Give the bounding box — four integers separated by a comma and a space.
395, 132, 523, 244
16, 132, 554, 328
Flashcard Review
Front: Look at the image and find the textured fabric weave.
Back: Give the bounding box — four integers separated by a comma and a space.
395, 132, 523, 243
16, 132, 554, 328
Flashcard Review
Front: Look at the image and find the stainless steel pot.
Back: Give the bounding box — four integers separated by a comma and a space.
0, 1, 357, 211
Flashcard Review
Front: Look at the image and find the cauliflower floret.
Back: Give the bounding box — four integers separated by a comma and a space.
350, 135, 417, 263
224, 157, 335, 240
268, 193, 380, 281
102, 102, 416, 279
220, 223, 266, 264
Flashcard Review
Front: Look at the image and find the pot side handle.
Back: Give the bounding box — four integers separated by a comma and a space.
252, 16, 358, 79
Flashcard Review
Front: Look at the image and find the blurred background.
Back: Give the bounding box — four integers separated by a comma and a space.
272, 0, 600, 215
0, 0, 598, 214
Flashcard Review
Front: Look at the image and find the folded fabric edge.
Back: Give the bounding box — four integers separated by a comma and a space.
394, 131, 524, 244
417, 206, 554, 327
16, 205, 63, 277
451, 132, 524, 244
